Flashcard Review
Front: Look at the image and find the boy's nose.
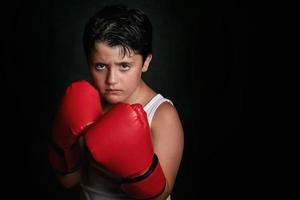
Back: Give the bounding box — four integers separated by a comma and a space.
106, 69, 118, 85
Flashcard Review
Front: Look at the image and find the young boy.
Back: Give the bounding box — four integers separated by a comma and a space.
49, 4, 184, 200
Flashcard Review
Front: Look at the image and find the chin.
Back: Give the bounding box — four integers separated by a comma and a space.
104, 96, 125, 104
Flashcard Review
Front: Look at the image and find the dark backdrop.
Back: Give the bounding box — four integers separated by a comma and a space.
1, 0, 253, 199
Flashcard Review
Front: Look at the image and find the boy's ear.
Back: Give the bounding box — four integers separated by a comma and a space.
142, 54, 152, 72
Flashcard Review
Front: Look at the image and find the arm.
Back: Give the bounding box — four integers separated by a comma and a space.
56, 169, 82, 188
55, 136, 84, 188
150, 102, 184, 200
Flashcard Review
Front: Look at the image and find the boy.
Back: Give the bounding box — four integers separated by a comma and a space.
49, 4, 184, 200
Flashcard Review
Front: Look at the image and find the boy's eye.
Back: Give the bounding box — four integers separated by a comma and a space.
120, 63, 130, 71
95, 64, 106, 70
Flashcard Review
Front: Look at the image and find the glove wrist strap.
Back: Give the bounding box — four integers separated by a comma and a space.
120, 154, 166, 199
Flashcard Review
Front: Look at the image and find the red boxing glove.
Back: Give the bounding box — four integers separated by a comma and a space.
85, 103, 166, 199
48, 80, 102, 174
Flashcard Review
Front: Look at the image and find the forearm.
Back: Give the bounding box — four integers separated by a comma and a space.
57, 169, 82, 189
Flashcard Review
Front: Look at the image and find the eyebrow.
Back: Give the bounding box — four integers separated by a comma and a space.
115, 61, 133, 65
91, 61, 134, 65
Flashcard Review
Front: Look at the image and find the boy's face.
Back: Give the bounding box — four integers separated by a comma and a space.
88, 42, 152, 104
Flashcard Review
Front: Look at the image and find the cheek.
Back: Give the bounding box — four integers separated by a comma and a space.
90, 72, 105, 88
126, 73, 142, 88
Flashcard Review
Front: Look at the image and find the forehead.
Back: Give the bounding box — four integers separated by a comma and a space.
92, 42, 137, 60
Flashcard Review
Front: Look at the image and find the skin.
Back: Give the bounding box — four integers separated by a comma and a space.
58, 42, 184, 200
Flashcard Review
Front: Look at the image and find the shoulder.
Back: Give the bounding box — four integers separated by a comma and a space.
151, 101, 183, 139
153, 101, 179, 123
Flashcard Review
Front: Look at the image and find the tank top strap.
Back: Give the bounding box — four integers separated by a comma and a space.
143, 94, 173, 125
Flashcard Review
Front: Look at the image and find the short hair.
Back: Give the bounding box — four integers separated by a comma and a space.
83, 4, 153, 61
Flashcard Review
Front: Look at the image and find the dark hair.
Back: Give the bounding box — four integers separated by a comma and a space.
83, 4, 153, 61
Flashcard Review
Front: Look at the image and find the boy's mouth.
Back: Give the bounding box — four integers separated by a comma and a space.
105, 89, 123, 94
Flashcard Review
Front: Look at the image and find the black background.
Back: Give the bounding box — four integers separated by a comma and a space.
1, 0, 254, 199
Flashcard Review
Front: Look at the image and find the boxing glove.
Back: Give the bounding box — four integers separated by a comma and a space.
85, 103, 166, 199
48, 80, 102, 174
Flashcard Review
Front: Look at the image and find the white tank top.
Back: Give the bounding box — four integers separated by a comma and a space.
80, 94, 173, 200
